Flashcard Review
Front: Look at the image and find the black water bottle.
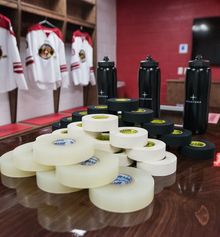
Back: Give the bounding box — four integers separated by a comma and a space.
138, 56, 160, 118
183, 55, 211, 134
97, 56, 117, 105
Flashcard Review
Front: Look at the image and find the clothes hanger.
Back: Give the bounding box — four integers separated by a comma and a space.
39, 18, 56, 28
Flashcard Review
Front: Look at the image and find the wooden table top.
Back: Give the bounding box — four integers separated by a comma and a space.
0, 117, 220, 237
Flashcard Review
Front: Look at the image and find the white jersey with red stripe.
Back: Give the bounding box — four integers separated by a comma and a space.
25, 24, 69, 90
70, 30, 96, 86
0, 14, 28, 93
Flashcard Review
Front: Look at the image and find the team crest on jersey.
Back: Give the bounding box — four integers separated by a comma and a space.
79, 49, 86, 63
38, 43, 54, 60
0, 46, 7, 60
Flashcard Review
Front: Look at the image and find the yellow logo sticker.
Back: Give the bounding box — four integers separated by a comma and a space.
115, 98, 130, 102
132, 108, 146, 113
78, 111, 87, 115
94, 105, 107, 109
61, 129, 68, 134
151, 119, 166, 124
120, 129, 138, 134
190, 141, 206, 148
76, 123, 82, 127
96, 133, 110, 141
145, 141, 155, 147
92, 115, 109, 119
172, 129, 183, 135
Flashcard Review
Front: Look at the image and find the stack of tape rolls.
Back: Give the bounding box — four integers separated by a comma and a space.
110, 127, 148, 149
82, 114, 118, 132
126, 138, 177, 176
89, 167, 154, 213
33, 133, 94, 166
137, 152, 177, 176
56, 151, 119, 189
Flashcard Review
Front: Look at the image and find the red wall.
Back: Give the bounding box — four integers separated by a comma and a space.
117, 0, 220, 103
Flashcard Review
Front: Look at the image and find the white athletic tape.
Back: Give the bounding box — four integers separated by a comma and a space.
67, 122, 98, 138
89, 166, 154, 213
33, 133, 94, 166
56, 151, 119, 189
36, 170, 79, 194
110, 127, 148, 149
13, 142, 54, 172
93, 133, 121, 153
52, 128, 68, 135
126, 139, 166, 162
98, 150, 133, 167
137, 152, 177, 176
82, 114, 118, 132
0, 151, 35, 178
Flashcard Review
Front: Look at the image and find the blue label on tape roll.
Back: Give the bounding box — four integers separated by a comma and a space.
53, 138, 75, 146
81, 156, 99, 166
112, 174, 132, 185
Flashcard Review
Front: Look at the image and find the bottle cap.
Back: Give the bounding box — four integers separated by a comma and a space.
98, 56, 115, 67
189, 55, 210, 68
140, 55, 159, 68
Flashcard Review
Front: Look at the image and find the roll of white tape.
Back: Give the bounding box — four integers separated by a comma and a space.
52, 128, 68, 135
82, 114, 118, 132
99, 150, 133, 167
126, 139, 166, 162
56, 151, 119, 189
13, 142, 54, 172
110, 127, 148, 149
89, 166, 154, 213
93, 133, 121, 153
0, 151, 35, 178
33, 133, 94, 166
36, 170, 79, 194
137, 151, 177, 176
68, 122, 98, 138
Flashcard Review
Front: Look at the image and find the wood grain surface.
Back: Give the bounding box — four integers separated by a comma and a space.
0, 114, 220, 237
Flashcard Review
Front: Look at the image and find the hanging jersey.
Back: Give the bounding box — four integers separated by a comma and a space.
25, 24, 69, 90
0, 14, 28, 93
70, 30, 96, 86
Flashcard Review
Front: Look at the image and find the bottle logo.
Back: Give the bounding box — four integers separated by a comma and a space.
98, 90, 108, 98
80, 156, 99, 166
76, 123, 83, 127
120, 129, 138, 134
61, 129, 68, 134
53, 138, 75, 146
185, 94, 202, 104
112, 174, 133, 185
140, 91, 152, 101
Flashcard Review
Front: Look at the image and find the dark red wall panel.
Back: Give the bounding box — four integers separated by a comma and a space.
117, 0, 220, 103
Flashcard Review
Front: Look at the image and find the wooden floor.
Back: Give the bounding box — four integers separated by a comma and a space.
0, 112, 220, 237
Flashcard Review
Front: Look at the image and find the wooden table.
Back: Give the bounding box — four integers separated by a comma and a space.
0, 114, 220, 237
